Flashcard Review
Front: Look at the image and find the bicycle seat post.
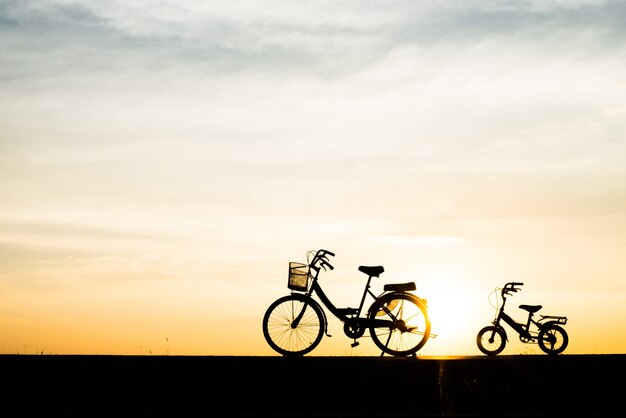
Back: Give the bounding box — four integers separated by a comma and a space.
525, 311, 534, 330
356, 274, 373, 315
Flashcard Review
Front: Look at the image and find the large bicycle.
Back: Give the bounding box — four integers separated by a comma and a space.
476, 282, 569, 356
262, 249, 432, 357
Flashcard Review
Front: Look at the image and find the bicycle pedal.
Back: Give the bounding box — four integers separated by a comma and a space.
351, 341, 360, 348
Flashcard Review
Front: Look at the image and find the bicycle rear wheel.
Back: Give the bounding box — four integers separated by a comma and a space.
368, 293, 431, 356
538, 324, 568, 355
262, 294, 325, 357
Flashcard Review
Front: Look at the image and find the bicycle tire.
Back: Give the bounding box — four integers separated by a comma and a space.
262, 294, 325, 357
476, 325, 506, 356
368, 292, 431, 357
538, 324, 568, 355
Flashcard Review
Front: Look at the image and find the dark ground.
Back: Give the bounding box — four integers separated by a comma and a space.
0, 354, 624, 417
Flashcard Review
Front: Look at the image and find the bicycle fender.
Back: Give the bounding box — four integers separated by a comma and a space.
391, 291, 427, 306
368, 291, 427, 316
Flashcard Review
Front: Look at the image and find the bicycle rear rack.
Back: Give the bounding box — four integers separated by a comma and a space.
540, 315, 567, 325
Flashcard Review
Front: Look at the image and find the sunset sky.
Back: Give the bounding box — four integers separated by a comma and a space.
1, 0, 625, 357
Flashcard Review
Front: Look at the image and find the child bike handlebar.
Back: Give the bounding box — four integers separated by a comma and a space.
502, 282, 524, 297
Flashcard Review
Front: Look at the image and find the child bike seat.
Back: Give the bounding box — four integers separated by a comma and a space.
358, 266, 385, 277
519, 304, 542, 313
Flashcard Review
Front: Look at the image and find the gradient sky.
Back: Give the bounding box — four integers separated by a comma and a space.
1, 0, 625, 356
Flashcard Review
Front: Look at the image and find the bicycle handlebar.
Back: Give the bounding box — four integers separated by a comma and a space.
501, 282, 524, 297
310, 249, 335, 271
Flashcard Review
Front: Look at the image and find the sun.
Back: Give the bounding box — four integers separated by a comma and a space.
417, 269, 484, 356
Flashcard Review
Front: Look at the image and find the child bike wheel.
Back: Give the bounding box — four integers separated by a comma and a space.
476, 325, 507, 356
368, 293, 431, 357
262, 294, 325, 357
538, 324, 568, 355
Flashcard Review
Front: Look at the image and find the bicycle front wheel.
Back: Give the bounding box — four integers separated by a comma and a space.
262, 294, 325, 357
368, 293, 431, 356
476, 325, 506, 356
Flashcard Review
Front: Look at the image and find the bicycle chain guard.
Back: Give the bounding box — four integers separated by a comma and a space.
343, 318, 366, 339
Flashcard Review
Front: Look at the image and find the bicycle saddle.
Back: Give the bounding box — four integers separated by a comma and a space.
358, 266, 384, 277
519, 304, 542, 313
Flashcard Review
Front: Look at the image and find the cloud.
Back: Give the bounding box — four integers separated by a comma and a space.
1, 0, 626, 241
3, 0, 625, 82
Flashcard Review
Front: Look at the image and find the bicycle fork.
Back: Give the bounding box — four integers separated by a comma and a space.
291, 298, 332, 338
291, 304, 306, 328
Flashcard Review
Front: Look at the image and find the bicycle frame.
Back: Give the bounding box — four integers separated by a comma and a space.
312, 267, 372, 317
496, 310, 536, 341
292, 250, 416, 334
294, 258, 398, 332
492, 284, 538, 341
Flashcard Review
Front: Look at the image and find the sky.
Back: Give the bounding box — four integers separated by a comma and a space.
1, 0, 625, 357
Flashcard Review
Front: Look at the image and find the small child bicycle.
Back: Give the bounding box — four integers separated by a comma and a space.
476, 282, 569, 355
262, 249, 433, 357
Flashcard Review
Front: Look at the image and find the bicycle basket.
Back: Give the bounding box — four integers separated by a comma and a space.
288, 262, 309, 291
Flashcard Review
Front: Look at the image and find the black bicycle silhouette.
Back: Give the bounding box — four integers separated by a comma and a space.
262, 249, 432, 357
476, 282, 569, 356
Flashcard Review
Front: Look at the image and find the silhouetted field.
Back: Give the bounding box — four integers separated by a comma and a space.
0, 354, 623, 417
